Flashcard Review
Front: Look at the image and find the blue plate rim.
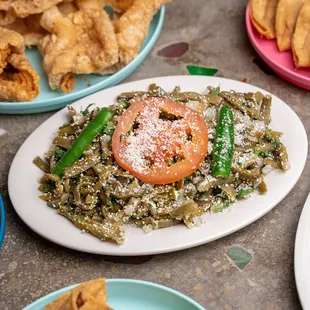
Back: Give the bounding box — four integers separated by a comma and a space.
0, 6, 165, 111
23, 278, 205, 310
0, 195, 5, 248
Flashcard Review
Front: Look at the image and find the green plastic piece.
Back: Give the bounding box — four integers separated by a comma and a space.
187, 65, 218, 76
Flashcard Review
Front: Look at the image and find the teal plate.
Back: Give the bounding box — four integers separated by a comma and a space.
0, 7, 165, 115
23, 279, 206, 310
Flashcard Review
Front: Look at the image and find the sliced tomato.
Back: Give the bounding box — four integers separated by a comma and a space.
112, 97, 208, 184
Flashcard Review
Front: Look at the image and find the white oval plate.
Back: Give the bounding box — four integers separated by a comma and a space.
295, 193, 310, 310
8, 76, 308, 256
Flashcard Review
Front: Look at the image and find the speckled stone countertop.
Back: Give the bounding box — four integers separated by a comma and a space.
1, 1, 309, 309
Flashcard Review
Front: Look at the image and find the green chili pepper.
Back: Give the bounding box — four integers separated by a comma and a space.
52, 108, 114, 176
212, 106, 234, 178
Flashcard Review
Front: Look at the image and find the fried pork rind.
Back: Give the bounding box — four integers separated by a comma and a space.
293, 0, 310, 67
75, 0, 106, 9
0, 0, 16, 26
105, 0, 134, 12
0, 53, 40, 101
5, 14, 47, 46
114, 0, 170, 65
275, 0, 305, 51
57, 1, 78, 15
250, 0, 279, 39
0, 26, 24, 56
12, 0, 63, 18
44, 278, 113, 310
0, 27, 40, 101
0, 0, 12, 10
39, 3, 119, 92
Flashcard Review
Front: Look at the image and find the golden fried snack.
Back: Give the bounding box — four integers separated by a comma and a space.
0, 26, 23, 74
0, 53, 40, 101
0, 27, 40, 101
0, 12, 15, 26
0, 0, 12, 10
0, 25, 24, 57
292, 0, 310, 67
12, 0, 64, 18
275, 0, 305, 51
58, 1, 78, 15
0, 0, 16, 26
39, 3, 118, 92
115, 0, 170, 65
250, 0, 279, 39
105, 0, 134, 12
5, 14, 47, 46
44, 278, 113, 310
75, 0, 105, 9
39, 6, 77, 92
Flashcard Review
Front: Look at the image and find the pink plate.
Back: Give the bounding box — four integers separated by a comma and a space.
245, 3, 310, 90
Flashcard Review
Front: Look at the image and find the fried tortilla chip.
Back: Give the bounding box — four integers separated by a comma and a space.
39, 3, 118, 92
275, 0, 305, 51
250, 0, 279, 39
12, 0, 64, 18
115, 0, 170, 65
5, 14, 47, 46
0, 27, 40, 101
292, 0, 310, 67
44, 278, 113, 310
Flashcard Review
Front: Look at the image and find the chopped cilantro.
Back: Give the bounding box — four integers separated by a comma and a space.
42, 183, 55, 193
265, 129, 282, 148
102, 121, 115, 136
254, 150, 269, 158
237, 188, 254, 198
81, 103, 94, 116
272, 140, 281, 147
116, 100, 131, 114
55, 148, 65, 158
212, 199, 231, 213
70, 178, 79, 189
106, 197, 120, 213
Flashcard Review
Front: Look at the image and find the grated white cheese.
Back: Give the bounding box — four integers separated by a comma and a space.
142, 224, 153, 233
124, 204, 135, 216
262, 165, 275, 175
193, 216, 204, 227
203, 107, 216, 121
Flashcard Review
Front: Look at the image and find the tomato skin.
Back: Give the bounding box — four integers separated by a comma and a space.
112, 97, 208, 184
